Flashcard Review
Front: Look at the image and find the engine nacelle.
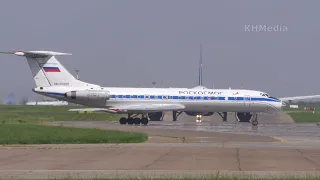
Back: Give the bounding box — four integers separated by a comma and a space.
65, 90, 111, 102
235, 112, 253, 122
184, 111, 214, 116
148, 112, 163, 121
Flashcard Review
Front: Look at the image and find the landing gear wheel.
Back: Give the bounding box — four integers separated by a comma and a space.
134, 118, 141, 125
141, 118, 149, 125
119, 117, 127, 124
127, 118, 134, 125
252, 120, 258, 126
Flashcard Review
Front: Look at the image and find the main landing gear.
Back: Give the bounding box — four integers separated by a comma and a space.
119, 113, 149, 125
217, 112, 259, 126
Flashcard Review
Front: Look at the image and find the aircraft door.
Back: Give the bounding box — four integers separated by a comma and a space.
244, 95, 251, 106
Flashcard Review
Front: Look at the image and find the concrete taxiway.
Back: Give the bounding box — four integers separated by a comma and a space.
1, 112, 320, 179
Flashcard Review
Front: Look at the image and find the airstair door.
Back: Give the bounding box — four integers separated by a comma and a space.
244, 95, 251, 106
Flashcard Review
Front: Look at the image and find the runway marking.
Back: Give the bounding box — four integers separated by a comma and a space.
270, 136, 287, 142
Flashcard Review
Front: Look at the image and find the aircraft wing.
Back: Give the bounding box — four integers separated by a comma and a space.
279, 95, 320, 102
68, 108, 117, 113
68, 103, 186, 114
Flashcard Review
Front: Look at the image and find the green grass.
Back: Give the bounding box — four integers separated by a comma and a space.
282, 106, 320, 123
0, 123, 147, 144
286, 111, 320, 123
0, 105, 147, 144
0, 105, 122, 124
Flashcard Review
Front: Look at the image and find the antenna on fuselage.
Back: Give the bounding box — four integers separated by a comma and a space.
152, 81, 156, 88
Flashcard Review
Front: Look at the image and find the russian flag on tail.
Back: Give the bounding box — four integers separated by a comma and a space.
43, 67, 60, 72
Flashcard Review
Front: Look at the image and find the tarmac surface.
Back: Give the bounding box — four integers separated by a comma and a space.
1, 112, 320, 179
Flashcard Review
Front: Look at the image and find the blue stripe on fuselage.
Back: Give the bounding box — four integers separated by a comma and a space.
109, 95, 279, 102
47, 92, 65, 96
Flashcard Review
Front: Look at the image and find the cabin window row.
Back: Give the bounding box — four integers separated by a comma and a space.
110, 95, 240, 100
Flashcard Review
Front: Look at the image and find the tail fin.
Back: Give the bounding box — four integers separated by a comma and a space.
0, 51, 99, 87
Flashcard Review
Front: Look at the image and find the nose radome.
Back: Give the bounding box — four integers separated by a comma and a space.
276, 101, 284, 110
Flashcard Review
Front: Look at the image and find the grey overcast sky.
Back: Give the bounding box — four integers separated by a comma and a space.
0, 0, 319, 102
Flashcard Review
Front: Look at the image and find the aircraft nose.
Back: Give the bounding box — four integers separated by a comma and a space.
276, 100, 285, 110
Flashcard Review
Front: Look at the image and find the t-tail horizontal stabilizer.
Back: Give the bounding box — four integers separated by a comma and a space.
0, 51, 72, 57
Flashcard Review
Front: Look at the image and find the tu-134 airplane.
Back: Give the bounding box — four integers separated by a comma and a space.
1, 50, 320, 126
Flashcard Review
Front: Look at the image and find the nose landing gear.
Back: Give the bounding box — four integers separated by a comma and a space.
251, 113, 258, 126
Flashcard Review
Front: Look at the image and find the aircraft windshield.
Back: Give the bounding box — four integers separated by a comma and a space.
269, 96, 280, 100
260, 93, 269, 97
260, 93, 280, 100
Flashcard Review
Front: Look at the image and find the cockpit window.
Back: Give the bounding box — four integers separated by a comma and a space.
260, 93, 267, 97
260, 93, 269, 97
269, 96, 279, 100
260, 93, 279, 100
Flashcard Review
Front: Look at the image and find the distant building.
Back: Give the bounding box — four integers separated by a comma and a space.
289, 105, 299, 108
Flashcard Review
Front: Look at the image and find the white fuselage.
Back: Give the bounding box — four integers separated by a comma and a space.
32, 86, 283, 113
